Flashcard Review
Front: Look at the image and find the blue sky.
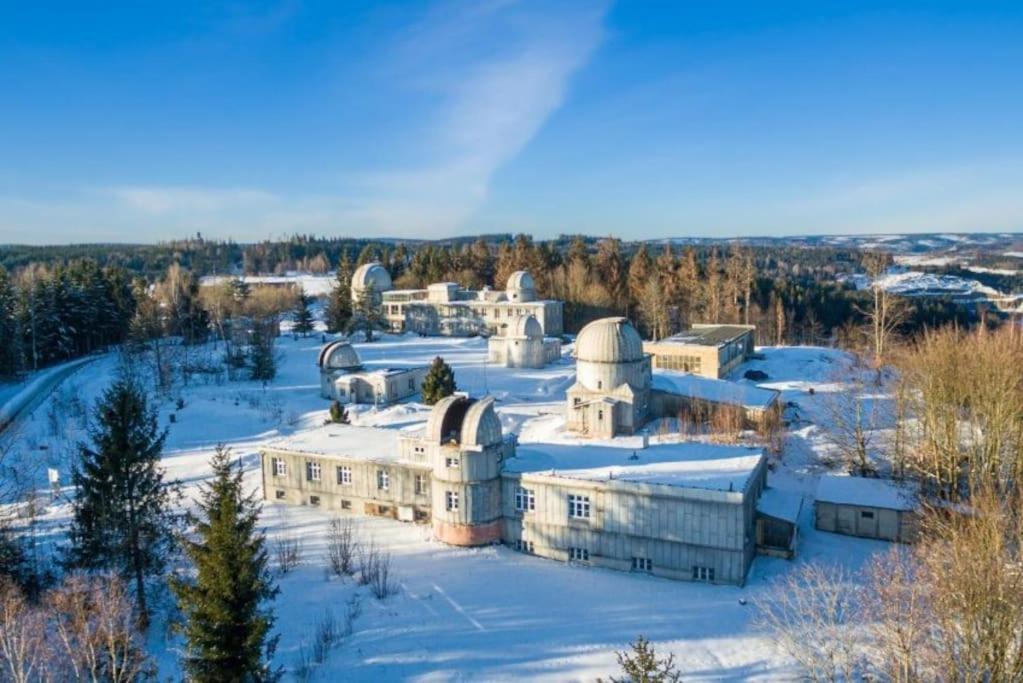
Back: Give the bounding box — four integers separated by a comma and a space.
1, 1, 1022, 244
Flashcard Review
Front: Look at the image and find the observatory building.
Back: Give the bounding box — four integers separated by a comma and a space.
317, 340, 427, 406
566, 317, 653, 439
261, 394, 794, 585
488, 314, 562, 369
567, 318, 780, 438
351, 265, 564, 338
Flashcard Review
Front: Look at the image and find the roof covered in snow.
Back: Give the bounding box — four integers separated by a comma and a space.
816, 475, 918, 511
507, 441, 764, 493
651, 372, 779, 409
265, 425, 411, 463
757, 488, 804, 523
653, 325, 753, 347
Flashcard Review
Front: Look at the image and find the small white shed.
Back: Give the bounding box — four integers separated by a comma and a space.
815, 475, 918, 543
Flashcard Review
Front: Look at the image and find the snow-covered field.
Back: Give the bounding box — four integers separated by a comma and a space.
0, 335, 897, 681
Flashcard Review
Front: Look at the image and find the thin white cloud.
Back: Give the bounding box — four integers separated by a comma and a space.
344, 0, 611, 234
105, 186, 278, 214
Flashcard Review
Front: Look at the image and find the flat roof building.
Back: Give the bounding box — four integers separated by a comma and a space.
815, 475, 918, 543
261, 395, 791, 585
643, 324, 756, 379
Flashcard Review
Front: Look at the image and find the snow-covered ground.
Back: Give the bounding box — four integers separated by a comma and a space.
0, 334, 899, 681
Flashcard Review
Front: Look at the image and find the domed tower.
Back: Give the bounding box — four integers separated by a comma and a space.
426, 395, 505, 546
317, 341, 361, 398
566, 317, 651, 437
350, 262, 393, 306
505, 270, 536, 303
506, 314, 544, 368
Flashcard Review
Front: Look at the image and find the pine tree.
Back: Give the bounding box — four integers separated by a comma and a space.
0, 267, 23, 379
325, 254, 353, 333
292, 287, 315, 337
610, 636, 682, 683
421, 356, 456, 405
66, 378, 174, 628
248, 321, 277, 381
627, 245, 652, 319
346, 283, 387, 343
172, 446, 279, 683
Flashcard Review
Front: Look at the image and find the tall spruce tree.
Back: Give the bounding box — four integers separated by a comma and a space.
173, 446, 279, 683
0, 267, 22, 378
66, 378, 174, 627
248, 321, 277, 381
292, 287, 315, 337
346, 283, 387, 342
325, 254, 353, 333
421, 356, 456, 405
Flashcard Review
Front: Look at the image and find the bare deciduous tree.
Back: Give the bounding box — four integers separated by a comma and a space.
0, 579, 46, 683
755, 563, 865, 682
326, 516, 359, 578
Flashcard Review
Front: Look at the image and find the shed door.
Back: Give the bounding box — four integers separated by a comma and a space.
855, 509, 880, 538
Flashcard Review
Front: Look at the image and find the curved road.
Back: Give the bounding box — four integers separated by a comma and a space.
0, 357, 96, 435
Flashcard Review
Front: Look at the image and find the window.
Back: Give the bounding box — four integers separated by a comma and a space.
306, 461, 321, 482
415, 475, 426, 495
568, 547, 589, 562
337, 466, 352, 485
414, 445, 426, 454
408, 378, 415, 390
275, 490, 286, 500
632, 557, 653, 572
515, 487, 535, 512
860, 510, 875, 520
445, 457, 460, 468
341, 500, 351, 510
597, 409, 604, 421
446, 491, 459, 511
692, 566, 715, 582
573, 397, 581, 406
272, 458, 287, 477
597, 380, 602, 389
377, 469, 389, 491
568, 495, 590, 519
309, 495, 320, 506
515, 539, 534, 554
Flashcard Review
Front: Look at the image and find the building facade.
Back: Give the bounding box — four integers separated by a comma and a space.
318, 340, 427, 406
261, 395, 782, 585
488, 315, 562, 368
643, 325, 756, 379
353, 265, 565, 338
566, 317, 652, 438
815, 475, 918, 543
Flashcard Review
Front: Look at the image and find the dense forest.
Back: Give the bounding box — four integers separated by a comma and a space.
0, 233, 984, 380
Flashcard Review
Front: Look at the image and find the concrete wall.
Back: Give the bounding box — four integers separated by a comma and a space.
262, 449, 432, 521
499, 465, 763, 585
815, 501, 916, 543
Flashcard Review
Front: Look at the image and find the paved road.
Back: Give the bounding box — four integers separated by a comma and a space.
0, 357, 96, 435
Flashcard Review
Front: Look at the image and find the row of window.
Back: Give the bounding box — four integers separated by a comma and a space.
509, 542, 712, 581
273, 458, 429, 495
654, 354, 703, 373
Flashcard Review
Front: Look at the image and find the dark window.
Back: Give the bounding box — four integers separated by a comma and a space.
275, 490, 286, 500
309, 495, 320, 506
860, 510, 875, 519
341, 500, 351, 510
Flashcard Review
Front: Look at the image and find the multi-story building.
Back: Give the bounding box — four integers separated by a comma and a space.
352, 265, 564, 337
261, 394, 791, 585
